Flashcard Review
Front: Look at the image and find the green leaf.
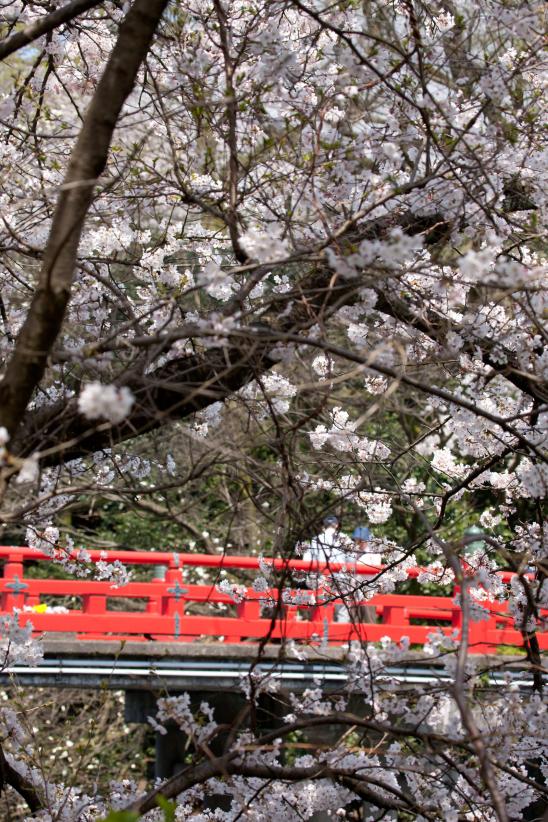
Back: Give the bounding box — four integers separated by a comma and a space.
99, 811, 141, 822
157, 795, 177, 822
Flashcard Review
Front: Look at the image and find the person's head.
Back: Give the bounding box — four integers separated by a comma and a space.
323, 515, 339, 531
352, 526, 371, 546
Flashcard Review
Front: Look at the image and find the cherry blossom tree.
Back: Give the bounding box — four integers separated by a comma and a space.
0, 0, 546, 819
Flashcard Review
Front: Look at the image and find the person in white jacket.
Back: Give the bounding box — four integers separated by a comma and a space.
352, 526, 380, 566
302, 516, 362, 622
302, 515, 352, 566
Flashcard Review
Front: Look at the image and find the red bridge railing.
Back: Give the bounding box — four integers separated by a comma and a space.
0, 547, 545, 654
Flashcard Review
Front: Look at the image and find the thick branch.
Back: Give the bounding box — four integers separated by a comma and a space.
0, 743, 42, 812
0, 0, 169, 440
0, 0, 105, 61
129, 757, 421, 817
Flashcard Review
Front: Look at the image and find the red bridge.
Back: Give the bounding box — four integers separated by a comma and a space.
1, 546, 545, 655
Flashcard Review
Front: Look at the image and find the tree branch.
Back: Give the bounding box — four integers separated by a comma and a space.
0, 0, 105, 62
0, 743, 42, 813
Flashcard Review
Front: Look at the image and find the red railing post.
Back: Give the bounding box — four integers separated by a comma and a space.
236, 599, 261, 641
2, 552, 28, 612
82, 593, 107, 615
309, 604, 322, 622
468, 609, 499, 655
147, 564, 166, 614
284, 604, 299, 624
162, 555, 187, 639
237, 600, 261, 620
382, 605, 408, 628
310, 601, 334, 621
162, 557, 187, 615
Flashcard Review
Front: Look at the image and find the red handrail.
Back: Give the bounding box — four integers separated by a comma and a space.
0, 546, 525, 581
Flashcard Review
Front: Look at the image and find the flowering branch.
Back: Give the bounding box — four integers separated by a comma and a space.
0, 0, 105, 62
0, 0, 169, 441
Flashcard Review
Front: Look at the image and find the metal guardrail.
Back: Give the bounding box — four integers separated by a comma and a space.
2, 652, 545, 692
